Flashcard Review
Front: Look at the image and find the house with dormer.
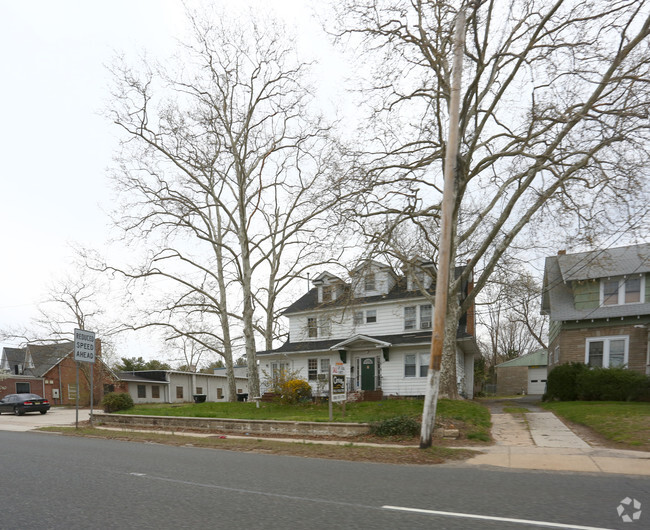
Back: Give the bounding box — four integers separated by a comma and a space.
257, 259, 478, 399
542, 243, 650, 374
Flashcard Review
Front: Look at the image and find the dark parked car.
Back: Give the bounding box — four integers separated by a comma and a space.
0, 394, 51, 416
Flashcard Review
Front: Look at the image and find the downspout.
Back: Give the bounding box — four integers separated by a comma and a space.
646, 331, 650, 376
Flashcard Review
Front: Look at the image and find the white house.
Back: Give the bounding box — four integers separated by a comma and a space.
258, 260, 478, 399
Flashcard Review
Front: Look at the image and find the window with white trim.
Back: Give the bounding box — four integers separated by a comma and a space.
365, 273, 376, 292
322, 285, 333, 302
308, 358, 318, 381
366, 310, 377, 323
404, 306, 416, 330
420, 304, 432, 329
307, 317, 318, 338
137, 385, 146, 398
404, 353, 429, 377
319, 317, 331, 337
353, 311, 363, 325
68, 384, 78, 400
601, 276, 645, 306
585, 336, 628, 368
320, 358, 330, 374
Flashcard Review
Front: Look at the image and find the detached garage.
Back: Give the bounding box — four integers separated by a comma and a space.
496, 349, 548, 396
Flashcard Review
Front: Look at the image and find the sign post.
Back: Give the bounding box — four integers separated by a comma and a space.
74, 329, 96, 428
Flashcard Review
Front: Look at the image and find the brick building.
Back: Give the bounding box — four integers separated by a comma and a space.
542, 243, 650, 375
1, 341, 118, 405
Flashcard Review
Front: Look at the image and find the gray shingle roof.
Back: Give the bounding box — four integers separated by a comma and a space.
543, 243, 650, 321
557, 243, 650, 282
24, 342, 74, 377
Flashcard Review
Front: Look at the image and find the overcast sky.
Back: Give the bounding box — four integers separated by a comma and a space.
0, 0, 339, 356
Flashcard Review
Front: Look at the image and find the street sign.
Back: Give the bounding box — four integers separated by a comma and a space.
74, 328, 96, 363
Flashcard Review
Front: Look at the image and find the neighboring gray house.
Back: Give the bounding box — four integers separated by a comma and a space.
542, 243, 650, 375
257, 259, 478, 399
496, 350, 548, 395
118, 370, 249, 404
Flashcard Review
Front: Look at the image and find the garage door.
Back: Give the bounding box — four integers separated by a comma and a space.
527, 367, 547, 395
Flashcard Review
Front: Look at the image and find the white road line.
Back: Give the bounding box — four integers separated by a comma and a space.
383, 505, 613, 530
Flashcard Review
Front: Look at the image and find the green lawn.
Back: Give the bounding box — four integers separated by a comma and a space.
541, 401, 650, 450
114, 398, 491, 438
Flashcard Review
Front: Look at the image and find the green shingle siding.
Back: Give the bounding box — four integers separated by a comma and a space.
572, 280, 599, 310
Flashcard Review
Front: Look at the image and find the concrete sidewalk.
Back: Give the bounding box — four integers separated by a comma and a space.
462, 401, 650, 476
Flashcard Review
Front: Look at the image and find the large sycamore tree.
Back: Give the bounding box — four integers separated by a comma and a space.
331, 0, 650, 397
104, 9, 336, 398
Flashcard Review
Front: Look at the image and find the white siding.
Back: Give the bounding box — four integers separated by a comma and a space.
289, 299, 434, 342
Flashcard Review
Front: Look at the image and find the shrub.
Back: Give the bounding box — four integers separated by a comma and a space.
544, 363, 589, 401
102, 392, 134, 412
370, 415, 420, 437
576, 367, 649, 401
279, 378, 312, 404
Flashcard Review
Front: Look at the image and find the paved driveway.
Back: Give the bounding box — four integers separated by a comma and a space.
0, 407, 91, 432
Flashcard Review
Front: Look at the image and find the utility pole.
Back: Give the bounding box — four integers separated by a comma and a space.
420, 5, 467, 449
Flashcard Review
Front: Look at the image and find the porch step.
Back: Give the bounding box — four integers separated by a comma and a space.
360, 390, 383, 402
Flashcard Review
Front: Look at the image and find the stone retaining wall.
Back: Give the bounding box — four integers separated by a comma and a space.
93, 413, 370, 437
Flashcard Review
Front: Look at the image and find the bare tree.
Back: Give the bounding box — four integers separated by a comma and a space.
330, 0, 650, 400
104, 8, 341, 398
477, 267, 548, 375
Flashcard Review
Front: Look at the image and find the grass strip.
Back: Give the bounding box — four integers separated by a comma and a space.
40, 426, 478, 465
541, 401, 650, 450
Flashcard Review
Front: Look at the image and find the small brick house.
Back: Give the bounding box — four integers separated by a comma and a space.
542, 243, 650, 375
1, 341, 118, 406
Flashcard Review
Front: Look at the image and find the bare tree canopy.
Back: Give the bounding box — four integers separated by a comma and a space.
329, 0, 650, 395
103, 8, 341, 397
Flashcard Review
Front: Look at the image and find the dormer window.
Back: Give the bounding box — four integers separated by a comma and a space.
365, 273, 376, 292
323, 285, 333, 302
601, 276, 644, 306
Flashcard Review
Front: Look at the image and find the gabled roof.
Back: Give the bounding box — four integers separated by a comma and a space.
24, 342, 74, 377
556, 243, 650, 282
283, 265, 470, 316
1, 347, 26, 370
543, 243, 650, 321
496, 349, 548, 368
329, 335, 392, 350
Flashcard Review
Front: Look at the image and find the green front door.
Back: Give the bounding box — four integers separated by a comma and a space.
361, 357, 376, 391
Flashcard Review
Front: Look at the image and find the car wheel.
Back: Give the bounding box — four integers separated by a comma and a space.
40, 410, 47, 415
14, 407, 24, 416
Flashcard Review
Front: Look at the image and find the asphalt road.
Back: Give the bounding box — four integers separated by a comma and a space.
1, 431, 647, 529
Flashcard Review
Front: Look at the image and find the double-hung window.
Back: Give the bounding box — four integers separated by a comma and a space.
365, 273, 376, 292
601, 276, 644, 306
353, 311, 364, 325
308, 358, 318, 381
404, 353, 429, 377
366, 310, 377, 323
404, 306, 416, 330
420, 304, 432, 329
307, 317, 318, 338
585, 336, 628, 368
319, 317, 331, 337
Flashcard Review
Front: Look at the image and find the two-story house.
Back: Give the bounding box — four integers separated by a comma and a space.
542, 243, 650, 375
257, 260, 478, 399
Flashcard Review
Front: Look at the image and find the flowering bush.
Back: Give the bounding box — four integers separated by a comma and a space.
280, 378, 312, 404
